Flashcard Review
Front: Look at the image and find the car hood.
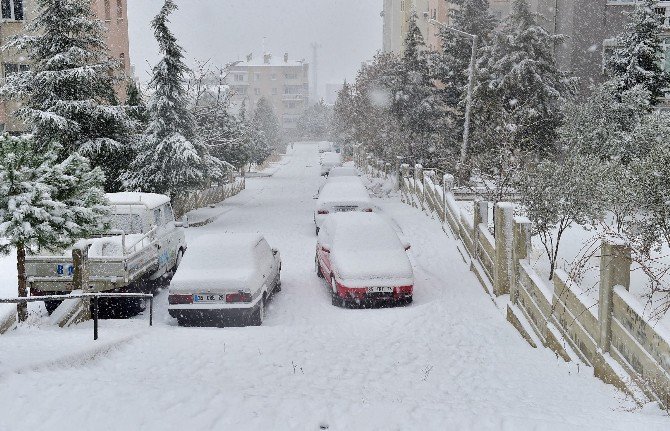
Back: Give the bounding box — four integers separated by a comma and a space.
331, 248, 414, 286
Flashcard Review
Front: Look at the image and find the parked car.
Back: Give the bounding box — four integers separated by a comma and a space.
314, 180, 373, 234
328, 166, 359, 178
315, 212, 414, 307
168, 233, 281, 327
320, 152, 342, 176
27, 192, 188, 314
317, 141, 335, 153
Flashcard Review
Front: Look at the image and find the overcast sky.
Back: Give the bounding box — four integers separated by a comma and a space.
127, 0, 383, 98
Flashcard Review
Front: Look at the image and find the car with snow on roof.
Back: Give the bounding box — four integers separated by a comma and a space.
26, 192, 188, 313
314, 180, 373, 235
320, 151, 342, 176
168, 233, 281, 326
315, 212, 413, 307
327, 166, 359, 178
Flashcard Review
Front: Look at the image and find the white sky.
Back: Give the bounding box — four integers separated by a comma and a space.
127, 0, 383, 98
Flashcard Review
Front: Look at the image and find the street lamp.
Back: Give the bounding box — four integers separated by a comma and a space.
429, 19, 477, 166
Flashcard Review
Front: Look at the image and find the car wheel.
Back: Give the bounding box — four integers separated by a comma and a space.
316, 256, 324, 278
175, 249, 184, 270
249, 295, 265, 326
274, 278, 282, 293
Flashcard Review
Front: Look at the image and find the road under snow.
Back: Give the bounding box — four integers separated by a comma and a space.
0, 143, 668, 430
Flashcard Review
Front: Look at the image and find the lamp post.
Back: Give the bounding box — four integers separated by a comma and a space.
429, 19, 477, 166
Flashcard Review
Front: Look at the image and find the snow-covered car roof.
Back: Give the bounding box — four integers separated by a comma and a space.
106, 192, 170, 210
316, 181, 371, 206
328, 166, 358, 177
320, 152, 341, 164
321, 213, 413, 284
170, 233, 266, 292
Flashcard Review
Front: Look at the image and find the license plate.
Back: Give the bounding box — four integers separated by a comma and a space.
366, 287, 394, 294
335, 206, 357, 212
193, 294, 225, 303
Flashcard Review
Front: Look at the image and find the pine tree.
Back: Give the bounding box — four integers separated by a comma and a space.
606, 0, 670, 106
0, 134, 108, 321
125, 0, 226, 199
253, 97, 282, 149
0, 0, 134, 187
126, 81, 149, 127
392, 13, 440, 165
297, 100, 332, 140
470, 0, 575, 157
331, 81, 356, 145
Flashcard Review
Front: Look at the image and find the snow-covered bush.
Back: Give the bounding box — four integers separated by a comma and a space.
0, 134, 108, 321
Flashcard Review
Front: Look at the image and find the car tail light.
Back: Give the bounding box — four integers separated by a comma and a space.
226, 292, 253, 303
168, 294, 193, 305
363, 208, 373, 212
318, 210, 329, 215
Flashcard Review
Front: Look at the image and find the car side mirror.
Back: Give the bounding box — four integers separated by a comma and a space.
272, 248, 279, 256
404, 243, 411, 251
176, 215, 189, 229
322, 246, 331, 253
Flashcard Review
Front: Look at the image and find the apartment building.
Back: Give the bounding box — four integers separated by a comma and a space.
383, 0, 670, 93
0, 0, 132, 132
225, 52, 310, 136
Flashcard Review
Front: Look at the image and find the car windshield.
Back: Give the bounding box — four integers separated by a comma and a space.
110, 213, 144, 234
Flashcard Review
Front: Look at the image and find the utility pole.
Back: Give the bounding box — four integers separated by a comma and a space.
311, 42, 322, 103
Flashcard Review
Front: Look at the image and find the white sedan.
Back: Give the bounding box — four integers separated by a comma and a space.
314, 180, 373, 234
316, 212, 414, 307
168, 233, 281, 326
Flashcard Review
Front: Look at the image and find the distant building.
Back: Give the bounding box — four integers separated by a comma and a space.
383, 0, 670, 96
225, 52, 310, 136
0, 0, 132, 132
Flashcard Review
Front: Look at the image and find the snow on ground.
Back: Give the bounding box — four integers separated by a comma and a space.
0, 143, 668, 430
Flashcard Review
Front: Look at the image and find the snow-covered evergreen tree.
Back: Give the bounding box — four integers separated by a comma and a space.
331, 81, 356, 145
392, 13, 441, 165
297, 100, 332, 140
606, 0, 670, 106
0, 0, 134, 190
0, 134, 108, 321
125, 0, 226, 198
126, 81, 149, 128
253, 97, 282, 149
470, 0, 575, 157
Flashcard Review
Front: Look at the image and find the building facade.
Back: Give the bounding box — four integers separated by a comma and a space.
225, 52, 310, 136
0, 0, 132, 132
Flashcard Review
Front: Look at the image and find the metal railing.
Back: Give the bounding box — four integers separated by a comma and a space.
0, 293, 154, 340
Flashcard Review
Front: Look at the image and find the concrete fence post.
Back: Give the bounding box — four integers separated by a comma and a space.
72, 243, 92, 321
473, 200, 488, 261
414, 164, 423, 209
385, 162, 391, 180
424, 170, 435, 213
442, 174, 454, 221
511, 217, 532, 305
395, 156, 403, 190
366, 155, 372, 176
598, 239, 631, 353
493, 202, 515, 296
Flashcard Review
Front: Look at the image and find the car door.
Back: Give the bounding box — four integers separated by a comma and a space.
161, 204, 182, 268
152, 206, 171, 274
317, 228, 334, 279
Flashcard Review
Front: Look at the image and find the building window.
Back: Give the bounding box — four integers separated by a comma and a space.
119, 53, 126, 70
254, 88, 260, 95
234, 73, 244, 82
655, 6, 669, 27
104, 0, 111, 20
3, 63, 29, 78
116, 0, 123, 18
663, 37, 670, 72
1, 0, 23, 21
284, 72, 298, 80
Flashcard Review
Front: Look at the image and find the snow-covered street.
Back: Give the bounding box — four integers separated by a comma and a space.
0, 143, 668, 430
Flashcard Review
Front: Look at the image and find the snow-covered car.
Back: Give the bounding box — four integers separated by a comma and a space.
27, 192, 188, 312
317, 141, 335, 153
168, 233, 281, 326
320, 151, 342, 176
328, 166, 359, 178
316, 212, 413, 307
314, 180, 373, 234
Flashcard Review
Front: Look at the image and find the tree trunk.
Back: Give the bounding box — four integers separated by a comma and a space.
17, 243, 28, 322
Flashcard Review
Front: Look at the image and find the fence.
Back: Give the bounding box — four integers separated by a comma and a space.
355, 148, 670, 409
0, 293, 154, 340
172, 177, 246, 219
